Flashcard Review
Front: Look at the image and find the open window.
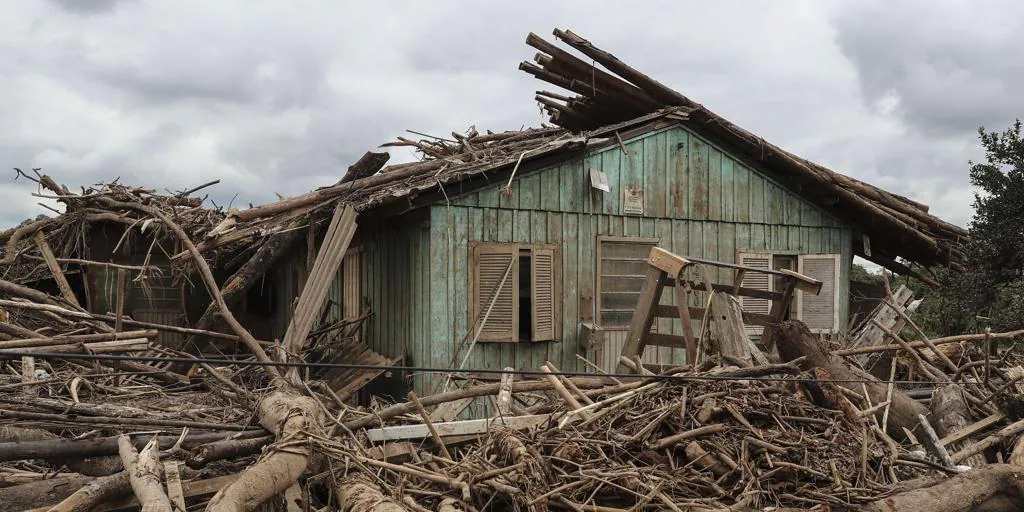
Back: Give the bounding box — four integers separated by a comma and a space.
470, 242, 559, 342
738, 252, 841, 335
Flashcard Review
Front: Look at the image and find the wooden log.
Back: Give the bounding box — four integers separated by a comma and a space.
0, 409, 259, 431
205, 390, 323, 512
953, 417, 1024, 463
338, 475, 408, 512
0, 431, 266, 463
95, 196, 282, 381
33, 231, 79, 307
774, 320, 927, 440
340, 151, 390, 184
495, 367, 515, 416
0, 474, 96, 511
932, 385, 987, 468
0, 338, 149, 355
0, 330, 155, 349
44, 471, 130, 512
185, 435, 274, 469
860, 464, 1024, 512
708, 291, 768, 367
118, 435, 173, 512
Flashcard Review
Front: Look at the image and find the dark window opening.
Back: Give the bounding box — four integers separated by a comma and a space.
518, 251, 533, 342
772, 255, 796, 320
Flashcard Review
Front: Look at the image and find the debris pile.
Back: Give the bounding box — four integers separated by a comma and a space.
0, 28, 1023, 512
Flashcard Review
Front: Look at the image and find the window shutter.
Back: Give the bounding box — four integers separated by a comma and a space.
532, 247, 556, 342
472, 245, 518, 342
738, 253, 772, 336
797, 254, 840, 332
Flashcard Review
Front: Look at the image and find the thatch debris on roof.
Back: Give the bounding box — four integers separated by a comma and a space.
520, 29, 967, 276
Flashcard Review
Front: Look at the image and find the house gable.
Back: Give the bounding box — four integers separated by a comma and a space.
451, 124, 849, 232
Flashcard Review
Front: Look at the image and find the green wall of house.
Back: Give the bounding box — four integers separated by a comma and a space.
271, 123, 854, 405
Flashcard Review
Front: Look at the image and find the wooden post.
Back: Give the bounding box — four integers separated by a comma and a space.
114, 269, 126, 333
616, 264, 665, 374
496, 368, 515, 417
33, 231, 79, 307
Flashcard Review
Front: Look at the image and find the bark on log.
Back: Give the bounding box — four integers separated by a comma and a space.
186, 435, 275, 469
340, 151, 390, 184
709, 291, 769, 367
338, 476, 408, 512
205, 390, 324, 512
0, 430, 267, 463
0, 474, 95, 511
861, 464, 1024, 512
773, 320, 928, 440
118, 435, 173, 512
45, 471, 131, 512
932, 384, 987, 468
0, 426, 120, 476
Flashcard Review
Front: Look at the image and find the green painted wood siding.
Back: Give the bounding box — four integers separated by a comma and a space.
270, 220, 433, 396
428, 124, 853, 394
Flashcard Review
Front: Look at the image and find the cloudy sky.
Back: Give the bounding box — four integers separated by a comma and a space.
0, 0, 1019, 230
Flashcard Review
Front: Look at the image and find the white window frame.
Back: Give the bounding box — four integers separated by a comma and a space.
596, 236, 661, 331
796, 253, 842, 333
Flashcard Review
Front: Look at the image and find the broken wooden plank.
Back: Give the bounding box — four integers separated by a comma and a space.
282, 204, 357, 357
33, 231, 79, 307
365, 414, 553, 442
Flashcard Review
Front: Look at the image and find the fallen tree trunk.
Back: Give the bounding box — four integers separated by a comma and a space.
338, 476, 408, 512
186, 435, 275, 469
0, 426, 120, 477
204, 390, 324, 512
0, 474, 95, 511
932, 384, 987, 468
0, 430, 267, 463
773, 320, 928, 440
861, 464, 1024, 512
45, 471, 131, 512
118, 435, 173, 512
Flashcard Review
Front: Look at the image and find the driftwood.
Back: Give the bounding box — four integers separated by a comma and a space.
861, 464, 1024, 512
773, 320, 928, 439
118, 435, 173, 512
44, 471, 131, 512
932, 385, 987, 468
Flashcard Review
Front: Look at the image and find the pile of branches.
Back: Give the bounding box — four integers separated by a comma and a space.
329, 374, 934, 511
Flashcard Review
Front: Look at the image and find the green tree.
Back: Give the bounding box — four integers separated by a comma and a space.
916, 120, 1024, 336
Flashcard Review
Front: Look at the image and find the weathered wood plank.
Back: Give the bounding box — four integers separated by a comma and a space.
708, 147, 723, 221
749, 170, 766, 224
669, 127, 688, 218
366, 414, 554, 442
734, 159, 751, 223
645, 131, 667, 218
602, 149, 621, 215
689, 137, 710, 219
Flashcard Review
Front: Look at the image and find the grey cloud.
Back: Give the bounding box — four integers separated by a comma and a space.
0, 0, 997, 234
47, 0, 130, 15
831, 0, 1024, 137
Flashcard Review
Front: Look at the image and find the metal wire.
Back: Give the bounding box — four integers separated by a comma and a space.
0, 350, 957, 387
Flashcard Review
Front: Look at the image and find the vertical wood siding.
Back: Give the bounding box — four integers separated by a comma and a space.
436, 124, 852, 383
271, 124, 854, 405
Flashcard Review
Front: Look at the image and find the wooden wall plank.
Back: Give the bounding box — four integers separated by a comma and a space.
668, 128, 687, 218
721, 157, 735, 222
576, 213, 594, 371
708, 148, 723, 221
519, 173, 541, 211
562, 213, 580, 369
749, 168, 766, 224
645, 131, 668, 218
561, 159, 585, 212
689, 137, 710, 219
541, 163, 561, 212
601, 149, 621, 215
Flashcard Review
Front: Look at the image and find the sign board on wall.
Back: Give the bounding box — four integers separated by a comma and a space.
623, 186, 644, 215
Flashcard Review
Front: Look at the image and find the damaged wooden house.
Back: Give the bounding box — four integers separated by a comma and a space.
0, 30, 966, 409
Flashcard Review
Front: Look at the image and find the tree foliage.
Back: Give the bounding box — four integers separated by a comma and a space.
914, 120, 1024, 336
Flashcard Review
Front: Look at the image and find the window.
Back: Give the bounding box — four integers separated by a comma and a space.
470, 242, 558, 342
737, 252, 841, 334
597, 237, 659, 330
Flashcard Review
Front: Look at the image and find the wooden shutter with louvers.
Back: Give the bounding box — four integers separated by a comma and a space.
532, 247, 556, 342
797, 254, 840, 332
472, 244, 518, 342
737, 253, 773, 336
